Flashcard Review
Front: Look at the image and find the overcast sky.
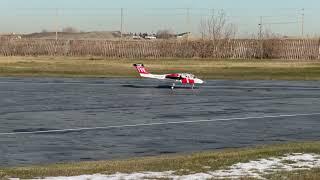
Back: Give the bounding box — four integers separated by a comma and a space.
1, 0, 319, 37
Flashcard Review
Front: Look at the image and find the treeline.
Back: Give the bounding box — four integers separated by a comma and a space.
0, 38, 320, 60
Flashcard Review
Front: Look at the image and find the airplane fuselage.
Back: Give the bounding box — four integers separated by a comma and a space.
133, 64, 204, 89
165, 73, 204, 84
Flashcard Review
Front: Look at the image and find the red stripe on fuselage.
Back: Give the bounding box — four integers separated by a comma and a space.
181, 78, 194, 84
165, 73, 181, 80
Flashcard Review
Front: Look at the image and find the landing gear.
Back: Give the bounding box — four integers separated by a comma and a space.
171, 83, 195, 89
171, 83, 175, 90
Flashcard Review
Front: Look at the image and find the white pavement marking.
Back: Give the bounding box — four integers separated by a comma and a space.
0, 81, 126, 86
1, 81, 320, 90
1, 113, 320, 136
202, 85, 320, 90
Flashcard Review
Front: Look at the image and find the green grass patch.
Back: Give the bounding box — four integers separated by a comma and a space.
1, 141, 320, 179
264, 168, 320, 180
1, 56, 320, 80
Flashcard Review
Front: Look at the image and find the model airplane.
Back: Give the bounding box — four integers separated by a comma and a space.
133, 64, 204, 89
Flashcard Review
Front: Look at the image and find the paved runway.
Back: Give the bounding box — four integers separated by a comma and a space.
0, 77, 320, 166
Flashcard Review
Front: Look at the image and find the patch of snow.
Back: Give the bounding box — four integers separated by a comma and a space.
10, 153, 320, 180
209, 153, 320, 179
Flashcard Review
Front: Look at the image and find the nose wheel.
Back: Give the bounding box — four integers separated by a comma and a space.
171, 83, 195, 89
171, 83, 175, 90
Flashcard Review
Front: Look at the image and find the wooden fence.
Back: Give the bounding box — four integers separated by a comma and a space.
0, 38, 320, 59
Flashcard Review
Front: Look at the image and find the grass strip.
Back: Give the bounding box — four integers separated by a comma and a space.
0, 56, 320, 80
1, 141, 320, 179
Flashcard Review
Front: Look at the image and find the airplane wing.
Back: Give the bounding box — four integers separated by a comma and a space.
140, 73, 166, 80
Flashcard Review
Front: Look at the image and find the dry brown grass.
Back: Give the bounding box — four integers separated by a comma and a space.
1, 141, 320, 179
0, 56, 320, 80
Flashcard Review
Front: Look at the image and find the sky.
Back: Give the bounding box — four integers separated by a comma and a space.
1, 0, 320, 37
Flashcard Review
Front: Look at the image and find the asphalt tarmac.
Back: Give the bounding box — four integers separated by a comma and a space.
0, 77, 320, 166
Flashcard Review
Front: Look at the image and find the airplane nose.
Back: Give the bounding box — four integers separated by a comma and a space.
195, 78, 204, 84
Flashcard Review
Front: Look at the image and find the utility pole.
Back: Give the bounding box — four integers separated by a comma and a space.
259, 16, 263, 40
301, 8, 304, 37
55, 8, 59, 41
120, 8, 123, 40
54, 8, 59, 55
259, 16, 263, 59
186, 8, 190, 33
185, 8, 191, 40
212, 8, 215, 40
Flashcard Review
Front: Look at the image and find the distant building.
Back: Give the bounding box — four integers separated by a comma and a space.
131, 33, 157, 40
144, 35, 157, 40
0, 33, 22, 40
176, 32, 191, 39
132, 35, 142, 40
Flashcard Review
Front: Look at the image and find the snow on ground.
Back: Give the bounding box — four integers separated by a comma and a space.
11, 153, 320, 180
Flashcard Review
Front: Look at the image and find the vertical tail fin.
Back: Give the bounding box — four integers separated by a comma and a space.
133, 64, 149, 74
133, 64, 166, 79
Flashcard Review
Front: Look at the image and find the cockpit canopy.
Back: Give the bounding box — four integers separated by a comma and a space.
180, 73, 196, 79
165, 73, 197, 80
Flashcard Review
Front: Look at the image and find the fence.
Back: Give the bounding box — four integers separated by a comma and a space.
1, 38, 320, 60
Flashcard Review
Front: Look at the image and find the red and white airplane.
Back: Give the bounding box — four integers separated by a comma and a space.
133, 64, 204, 89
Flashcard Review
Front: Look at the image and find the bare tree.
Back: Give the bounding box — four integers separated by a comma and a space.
199, 10, 237, 58
62, 27, 78, 33
250, 28, 282, 59
263, 28, 281, 39
156, 29, 175, 39
261, 29, 282, 59
199, 10, 237, 41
